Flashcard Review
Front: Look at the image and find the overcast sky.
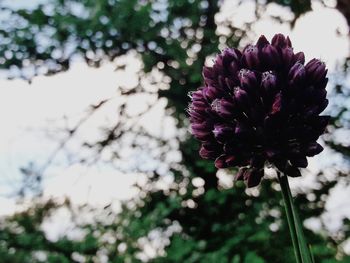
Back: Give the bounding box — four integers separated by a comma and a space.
0, 0, 349, 250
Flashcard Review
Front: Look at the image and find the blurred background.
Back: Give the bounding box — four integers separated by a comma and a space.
0, 0, 349, 262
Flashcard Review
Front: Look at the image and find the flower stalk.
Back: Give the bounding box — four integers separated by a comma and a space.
278, 171, 313, 263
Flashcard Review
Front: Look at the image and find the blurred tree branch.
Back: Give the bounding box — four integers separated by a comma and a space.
337, 0, 350, 30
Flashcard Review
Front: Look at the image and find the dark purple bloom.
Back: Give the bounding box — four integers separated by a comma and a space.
188, 33, 330, 187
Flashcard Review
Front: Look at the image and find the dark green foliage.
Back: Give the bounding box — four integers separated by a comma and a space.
0, 0, 349, 262
266, 0, 311, 21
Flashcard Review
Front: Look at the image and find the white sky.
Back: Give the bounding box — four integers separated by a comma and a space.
0, 0, 349, 252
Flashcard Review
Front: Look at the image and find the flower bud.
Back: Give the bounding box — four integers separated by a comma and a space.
233, 87, 250, 110
261, 71, 277, 94
191, 99, 207, 111
211, 98, 236, 118
265, 149, 280, 159
199, 142, 220, 159
312, 88, 327, 102
214, 154, 227, 168
244, 168, 264, 188
250, 155, 265, 167
188, 109, 206, 122
215, 154, 238, 168
293, 52, 305, 64
199, 146, 214, 159
270, 92, 282, 115
242, 45, 260, 69
262, 44, 281, 68
256, 35, 269, 49
191, 122, 212, 141
290, 156, 308, 168
238, 69, 258, 92
225, 77, 237, 91
202, 66, 215, 80
213, 59, 225, 77
305, 59, 327, 83
213, 123, 235, 143
225, 155, 239, 166
288, 62, 306, 86
228, 61, 239, 77
285, 164, 302, 177
309, 116, 330, 135
305, 142, 323, 156
191, 122, 211, 132
218, 75, 228, 90
188, 89, 204, 101
235, 167, 248, 181
227, 48, 242, 60
282, 47, 294, 67
222, 48, 242, 66
202, 86, 223, 101
305, 99, 328, 117
271, 34, 291, 48
316, 77, 328, 90
234, 122, 250, 138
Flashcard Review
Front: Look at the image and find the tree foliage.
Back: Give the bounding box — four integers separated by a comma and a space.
0, 0, 349, 262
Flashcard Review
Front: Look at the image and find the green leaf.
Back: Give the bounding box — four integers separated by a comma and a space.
243, 252, 265, 263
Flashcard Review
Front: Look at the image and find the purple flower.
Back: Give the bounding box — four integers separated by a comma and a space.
188, 34, 329, 187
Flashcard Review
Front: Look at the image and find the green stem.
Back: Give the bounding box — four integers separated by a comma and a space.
278, 171, 313, 263
277, 172, 302, 263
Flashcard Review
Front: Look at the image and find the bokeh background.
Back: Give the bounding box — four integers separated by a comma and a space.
0, 0, 349, 262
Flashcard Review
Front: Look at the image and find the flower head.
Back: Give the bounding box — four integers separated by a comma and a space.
188, 34, 329, 187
